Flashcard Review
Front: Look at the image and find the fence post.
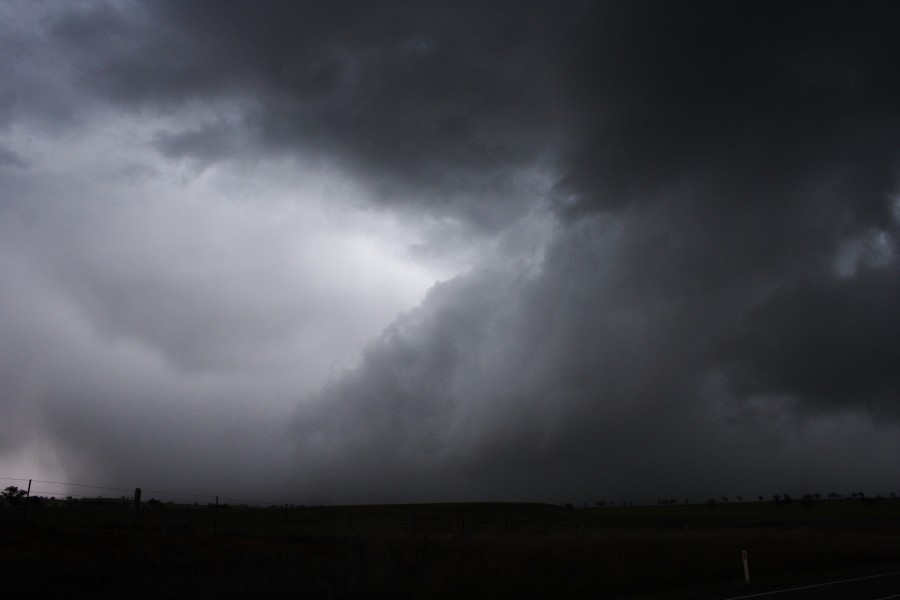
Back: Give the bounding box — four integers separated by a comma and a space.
214, 496, 219, 534
22, 479, 32, 523
742, 550, 750, 584
132, 488, 141, 528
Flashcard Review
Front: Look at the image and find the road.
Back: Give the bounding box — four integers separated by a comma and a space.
709, 570, 900, 599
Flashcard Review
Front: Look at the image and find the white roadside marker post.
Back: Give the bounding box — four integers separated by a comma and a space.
742, 550, 750, 584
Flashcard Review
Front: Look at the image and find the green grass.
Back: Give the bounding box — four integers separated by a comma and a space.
2, 499, 899, 599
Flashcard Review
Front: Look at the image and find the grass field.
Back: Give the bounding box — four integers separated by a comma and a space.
2, 498, 899, 599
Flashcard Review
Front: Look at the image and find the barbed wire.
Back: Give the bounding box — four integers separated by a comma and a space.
34, 480, 134, 493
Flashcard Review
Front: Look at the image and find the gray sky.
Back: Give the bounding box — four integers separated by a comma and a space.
1, 0, 898, 505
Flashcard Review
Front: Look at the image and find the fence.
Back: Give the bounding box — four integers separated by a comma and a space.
1, 476, 608, 540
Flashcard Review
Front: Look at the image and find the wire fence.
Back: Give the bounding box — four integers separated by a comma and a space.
0, 475, 612, 540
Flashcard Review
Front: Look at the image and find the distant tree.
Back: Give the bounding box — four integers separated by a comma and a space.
772, 494, 782, 505
706, 498, 718, 506
758, 496, 764, 502
1, 486, 27, 506
737, 495, 743, 502
801, 494, 815, 508
721, 496, 729, 503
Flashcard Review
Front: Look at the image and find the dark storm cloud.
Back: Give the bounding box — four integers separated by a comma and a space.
292, 216, 897, 502
3, 1, 898, 502
537, 0, 900, 416
48, 0, 562, 229
725, 273, 900, 414
292, 215, 896, 502
283, 1, 899, 500
551, 1, 900, 291
52, 1, 900, 233
554, 2, 900, 211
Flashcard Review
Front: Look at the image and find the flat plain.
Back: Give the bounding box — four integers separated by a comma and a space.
2, 498, 899, 599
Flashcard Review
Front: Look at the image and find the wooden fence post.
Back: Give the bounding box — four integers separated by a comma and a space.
22, 479, 31, 523
132, 488, 141, 528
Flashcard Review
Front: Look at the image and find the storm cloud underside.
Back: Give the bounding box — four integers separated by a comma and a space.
1, 0, 898, 503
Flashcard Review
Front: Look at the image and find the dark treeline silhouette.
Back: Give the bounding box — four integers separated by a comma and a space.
4, 479, 900, 512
